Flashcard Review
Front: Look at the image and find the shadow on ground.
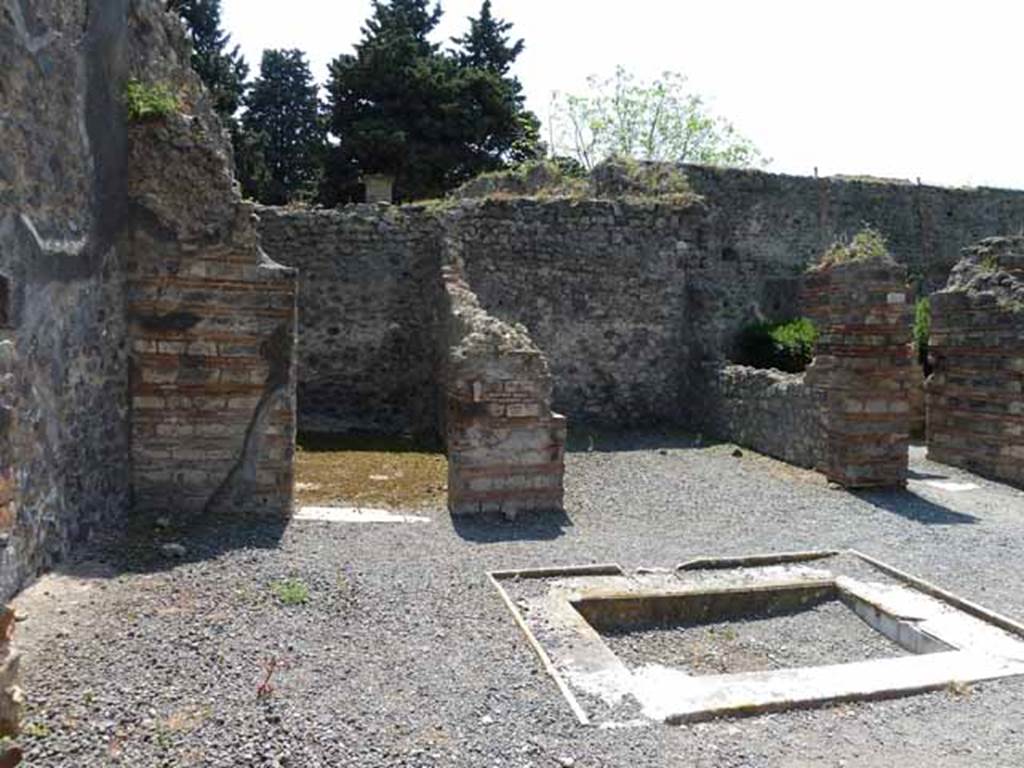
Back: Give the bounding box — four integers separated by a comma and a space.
854, 489, 978, 525
450, 509, 574, 543
50, 510, 290, 581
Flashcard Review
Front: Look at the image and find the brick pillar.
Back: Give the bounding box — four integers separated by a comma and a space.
927, 237, 1024, 486
125, 115, 298, 519
440, 266, 566, 517
803, 258, 913, 488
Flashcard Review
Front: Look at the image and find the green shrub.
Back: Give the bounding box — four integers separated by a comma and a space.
821, 226, 890, 265
736, 317, 819, 372
914, 296, 931, 370
124, 79, 179, 122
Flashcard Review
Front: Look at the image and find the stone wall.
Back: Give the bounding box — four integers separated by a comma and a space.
0, 0, 299, 597
0, 334, 14, 537
700, 364, 823, 469
439, 232, 565, 517
259, 164, 1024, 436
451, 198, 717, 426
803, 258, 913, 488
682, 164, 1024, 292
256, 206, 440, 438
928, 237, 1024, 487
0, 0, 133, 596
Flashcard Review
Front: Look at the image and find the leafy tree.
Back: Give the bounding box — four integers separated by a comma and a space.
166, 0, 248, 122
549, 67, 766, 171
324, 0, 541, 202
241, 49, 327, 204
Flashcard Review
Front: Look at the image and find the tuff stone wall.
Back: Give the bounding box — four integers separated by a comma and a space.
439, 233, 565, 517
256, 206, 440, 438
0, 334, 13, 536
451, 198, 721, 426
700, 364, 823, 468
0, 0, 133, 596
803, 258, 913, 488
681, 164, 1024, 292
259, 164, 1024, 436
0, 0, 298, 598
928, 238, 1024, 487
123, 6, 297, 518
0, 606, 21, 746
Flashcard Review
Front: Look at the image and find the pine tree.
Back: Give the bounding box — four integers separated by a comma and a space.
166, 0, 248, 121
241, 50, 326, 204
362, 0, 442, 55
452, 1, 540, 170
452, 0, 523, 75
324, 0, 540, 203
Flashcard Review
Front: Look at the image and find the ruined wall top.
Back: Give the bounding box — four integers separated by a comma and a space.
940, 236, 1024, 303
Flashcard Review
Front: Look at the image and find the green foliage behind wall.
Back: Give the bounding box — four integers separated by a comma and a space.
736, 317, 819, 373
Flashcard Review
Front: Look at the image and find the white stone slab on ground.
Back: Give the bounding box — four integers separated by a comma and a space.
295, 506, 430, 524
920, 479, 980, 493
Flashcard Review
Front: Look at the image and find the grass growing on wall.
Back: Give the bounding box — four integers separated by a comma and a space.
124, 80, 179, 122
736, 317, 819, 373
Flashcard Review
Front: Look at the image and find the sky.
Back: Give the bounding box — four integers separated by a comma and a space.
221, 0, 1024, 190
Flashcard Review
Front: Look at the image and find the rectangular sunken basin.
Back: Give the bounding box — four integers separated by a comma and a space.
489, 552, 1024, 726
574, 583, 923, 676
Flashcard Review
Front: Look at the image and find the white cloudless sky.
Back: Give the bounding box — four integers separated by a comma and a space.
221, 0, 1024, 190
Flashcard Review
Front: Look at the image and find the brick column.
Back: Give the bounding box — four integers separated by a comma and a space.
803, 258, 913, 488
125, 115, 298, 519
927, 237, 1024, 487
440, 266, 566, 517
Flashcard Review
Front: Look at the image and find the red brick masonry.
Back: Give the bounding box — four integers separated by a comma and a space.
441, 265, 566, 517
928, 238, 1024, 488
803, 259, 913, 488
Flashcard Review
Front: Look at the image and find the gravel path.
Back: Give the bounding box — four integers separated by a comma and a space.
12, 432, 1024, 766
600, 600, 909, 674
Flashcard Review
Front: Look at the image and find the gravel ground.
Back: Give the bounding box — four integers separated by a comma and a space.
12, 433, 1024, 767
600, 600, 908, 674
